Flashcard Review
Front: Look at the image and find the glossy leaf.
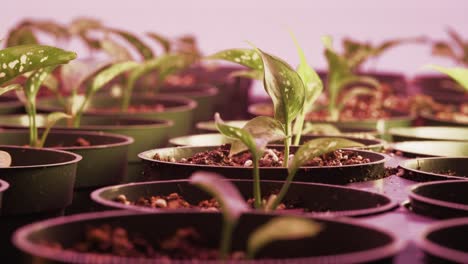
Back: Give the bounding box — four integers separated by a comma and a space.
110, 29, 154, 60
0, 84, 22, 96
38, 112, 72, 148
247, 216, 322, 258
301, 123, 341, 136
147, 32, 171, 53
256, 47, 305, 125
288, 137, 364, 176
190, 171, 249, 222
229, 69, 263, 80
61, 59, 110, 92
88, 61, 139, 95
0, 150, 12, 168
24, 66, 57, 99
426, 65, 468, 91
230, 116, 286, 156
0, 45, 77, 86
207, 49, 263, 70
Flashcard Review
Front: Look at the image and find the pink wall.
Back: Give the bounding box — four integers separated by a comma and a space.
3, 0, 468, 76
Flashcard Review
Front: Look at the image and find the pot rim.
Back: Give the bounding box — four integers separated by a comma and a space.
0, 129, 134, 151
138, 145, 387, 170
415, 217, 468, 263
37, 94, 198, 115
0, 178, 9, 193
399, 157, 468, 180
248, 102, 415, 122
389, 126, 468, 141
169, 133, 385, 150
391, 141, 468, 158
419, 112, 468, 126
408, 180, 468, 212
13, 209, 405, 264
159, 83, 219, 98
0, 145, 82, 169
91, 178, 398, 217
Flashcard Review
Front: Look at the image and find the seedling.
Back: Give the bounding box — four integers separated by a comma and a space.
431, 28, 468, 66
322, 36, 380, 121
190, 171, 322, 260
5, 19, 70, 47
0, 44, 77, 147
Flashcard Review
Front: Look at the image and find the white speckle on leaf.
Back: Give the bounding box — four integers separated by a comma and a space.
234, 58, 241, 63
38, 50, 44, 53
2, 63, 6, 69
19, 65, 24, 72
20, 54, 27, 64
40, 56, 48, 62
8, 60, 19, 69
26, 52, 33, 55
0, 72, 5, 78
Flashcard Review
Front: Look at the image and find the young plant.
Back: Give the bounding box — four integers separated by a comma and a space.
215, 113, 286, 209
5, 19, 70, 47
431, 28, 468, 66
425, 65, 468, 92
322, 36, 380, 121
0, 45, 77, 147
189, 171, 322, 260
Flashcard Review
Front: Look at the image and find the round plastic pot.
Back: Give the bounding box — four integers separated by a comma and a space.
36, 94, 197, 137
389, 126, 468, 142
92, 179, 397, 217
169, 133, 385, 152
0, 179, 10, 212
13, 210, 404, 263
417, 217, 468, 263
0, 96, 24, 115
420, 112, 468, 127
0, 115, 174, 182
0, 130, 133, 214
391, 141, 468, 158
399, 157, 468, 182
138, 146, 386, 184
408, 180, 468, 219
413, 74, 468, 105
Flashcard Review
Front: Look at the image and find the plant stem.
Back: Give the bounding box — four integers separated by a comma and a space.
293, 111, 305, 145
252, 156, 262, 209
268, 169, 295, 211
283, 122, 292, 168
27, 101, 38, 147
73, 96, 89, 128
219, 220, 235, 260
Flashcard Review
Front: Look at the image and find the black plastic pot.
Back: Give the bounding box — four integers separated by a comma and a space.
92, 179, 397, 217
36, 94, 197, 137
417, 217, 468, 263
169, 133, 385, 152
413, 74, 468, 105
389, 126, 468, 142
399, 157, 468, 182
0, 130, 133, 214
0, 96, 24, 115
0, 145, 81, 259
0, 114, 174, 182
391, 141, 468, 158
362, 71, 408, 95
408, 180, 468, 219
13, 210, 404, 263
138, 146, 386, 184
0, 179, 9, 212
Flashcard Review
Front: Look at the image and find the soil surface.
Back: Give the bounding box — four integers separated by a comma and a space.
91, 104, 165, 113
154, 144, 371, 167
42, 225, 245, 260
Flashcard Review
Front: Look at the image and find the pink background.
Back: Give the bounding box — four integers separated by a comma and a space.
3, 0, 467, 76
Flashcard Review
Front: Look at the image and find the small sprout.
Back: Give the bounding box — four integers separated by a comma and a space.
0, 150, 12, 168
247, 216, 322, 259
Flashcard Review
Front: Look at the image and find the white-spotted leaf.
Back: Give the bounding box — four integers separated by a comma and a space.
207, 49, 263, 70
0, 84, 22, 96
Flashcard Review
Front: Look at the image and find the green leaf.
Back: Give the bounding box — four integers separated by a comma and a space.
0, 84, 22, 96
288, 137, 364, 176
88, 61, 139, 95
0, 150, 12, 168
110, 29, 154, 60
290, 31, 323, 113
39, 112, 72, 148
61, 59, 110, 92
301, 123, 342, 135
247, 216, 322, 258
189, 171, 249, 223
230, 116, 286, 156
24, 66, 56, 99
426, 65, 468, 91
337, 87, 377, 112
100, 37, 134, 61
147, 32, 171, 53
256, 47, 305, 125
207, 49, 263, 70
229, 69, 263, 80
215, 113, 261, 158
6, 26, 38, 47
0, 45, 77, 86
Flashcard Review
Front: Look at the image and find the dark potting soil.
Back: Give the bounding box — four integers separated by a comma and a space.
41, 225, 246, 260
153, 144, 371, 167
113, 192, 287, 211
91, 104, 165, 113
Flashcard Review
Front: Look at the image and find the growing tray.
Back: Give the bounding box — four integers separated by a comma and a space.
391, 141, 468, 158
389, 126, 468, 142
399, 157, 468, 182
